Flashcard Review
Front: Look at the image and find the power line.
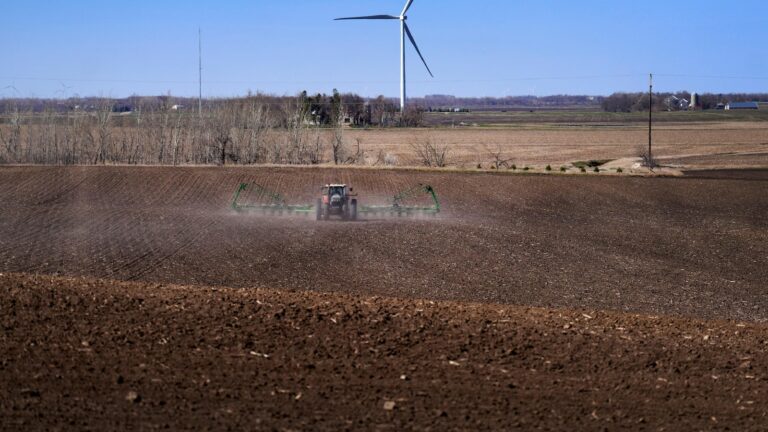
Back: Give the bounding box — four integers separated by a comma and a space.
655, 74, 768, 81
0, 75, 639, 85
5, 73, 768, 87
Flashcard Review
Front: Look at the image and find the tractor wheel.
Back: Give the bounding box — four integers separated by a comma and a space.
350, 199, 358, 221
316, 199, 322, 221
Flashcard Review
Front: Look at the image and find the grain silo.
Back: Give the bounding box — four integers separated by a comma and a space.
689, 93, 700, 110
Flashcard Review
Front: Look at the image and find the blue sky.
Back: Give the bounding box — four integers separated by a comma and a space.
1, 0, 767, 98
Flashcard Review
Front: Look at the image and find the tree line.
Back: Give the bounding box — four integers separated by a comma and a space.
0, 93, 607, 116
0, 91, 421, 166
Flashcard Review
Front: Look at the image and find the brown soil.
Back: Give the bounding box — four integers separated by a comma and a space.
2, 272, 767, 431
1, 166, 767, 430
1, 166, 766, 321
684, 169, 768, 181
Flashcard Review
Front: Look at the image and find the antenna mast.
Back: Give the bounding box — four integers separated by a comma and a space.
198, 28, 203, 119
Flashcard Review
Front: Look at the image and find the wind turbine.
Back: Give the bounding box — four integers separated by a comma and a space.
335, 0, 433, 112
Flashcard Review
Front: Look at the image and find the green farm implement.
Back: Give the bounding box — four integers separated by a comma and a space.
358, 184, 440, 217
231, 183, 313, 215
231, 182, 440, 220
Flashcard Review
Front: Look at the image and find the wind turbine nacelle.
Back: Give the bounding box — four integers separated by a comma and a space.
334, 0, 432, 112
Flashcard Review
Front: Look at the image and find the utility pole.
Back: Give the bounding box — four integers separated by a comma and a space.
648, 73, 653, 169
198, 28, 203, 119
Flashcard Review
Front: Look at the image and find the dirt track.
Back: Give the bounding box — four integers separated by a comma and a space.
2, 273, 767, 431
0, 166, 766, 321
1, 166, 768, 430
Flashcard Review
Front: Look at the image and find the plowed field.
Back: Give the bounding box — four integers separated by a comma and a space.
2, 273, 767, 431
1, 166, 767, 430
1, 166, 766, 320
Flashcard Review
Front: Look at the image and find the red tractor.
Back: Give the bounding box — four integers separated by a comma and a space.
316, 184, 358, 221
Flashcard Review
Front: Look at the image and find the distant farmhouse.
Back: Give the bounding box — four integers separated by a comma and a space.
725, 102, 759, 110
664, 95, 690, 111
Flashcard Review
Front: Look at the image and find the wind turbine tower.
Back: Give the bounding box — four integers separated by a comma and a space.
336, 0, 433, 112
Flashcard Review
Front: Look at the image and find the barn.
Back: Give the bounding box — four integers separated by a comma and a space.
725, 102, 759, 110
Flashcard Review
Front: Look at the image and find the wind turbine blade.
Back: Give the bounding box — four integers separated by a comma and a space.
334, 15, 400, 20
401, 0, 415, 16
404, 23, 434, 78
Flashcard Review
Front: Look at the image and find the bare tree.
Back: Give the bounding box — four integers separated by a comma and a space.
307, 127, 324, 165
280, 97, 327, 165
29, 107, 60, 163
0, 126, 6, 163
1, 107, 23, 163
410, 137, 449, 167
346, 138, 366, 164
400, 105, 425, 127
637, 145, 659, 169
242, 99, 270, 164
484, 144, 514, 169
62, 109, 86, 165
328, 95, 347, 165
91, 101, 113, 164
331, 123, 345, 165
370, 95, 397, 127
214, 126, 232, 166
208, 104, 235, 165
170, 111, 185, 165
284, 102, 306, 164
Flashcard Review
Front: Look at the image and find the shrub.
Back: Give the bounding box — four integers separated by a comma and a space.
580, 167, 587, 173
593, 166, 600, 173
384, 153, 398, 166
616, 167, 623, 173
560, 166, 567, 172
477, 163, 482, 169
511, 164, 517, 170
523, 166, 530, 171
545, 165, 552, 171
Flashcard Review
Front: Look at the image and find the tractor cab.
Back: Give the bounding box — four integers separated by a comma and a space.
317, 184, 357, 221
323, 184, 348, 208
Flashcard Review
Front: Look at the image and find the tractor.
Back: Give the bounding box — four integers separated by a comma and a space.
232, 182, 439, 219
316, 184, 358, 221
